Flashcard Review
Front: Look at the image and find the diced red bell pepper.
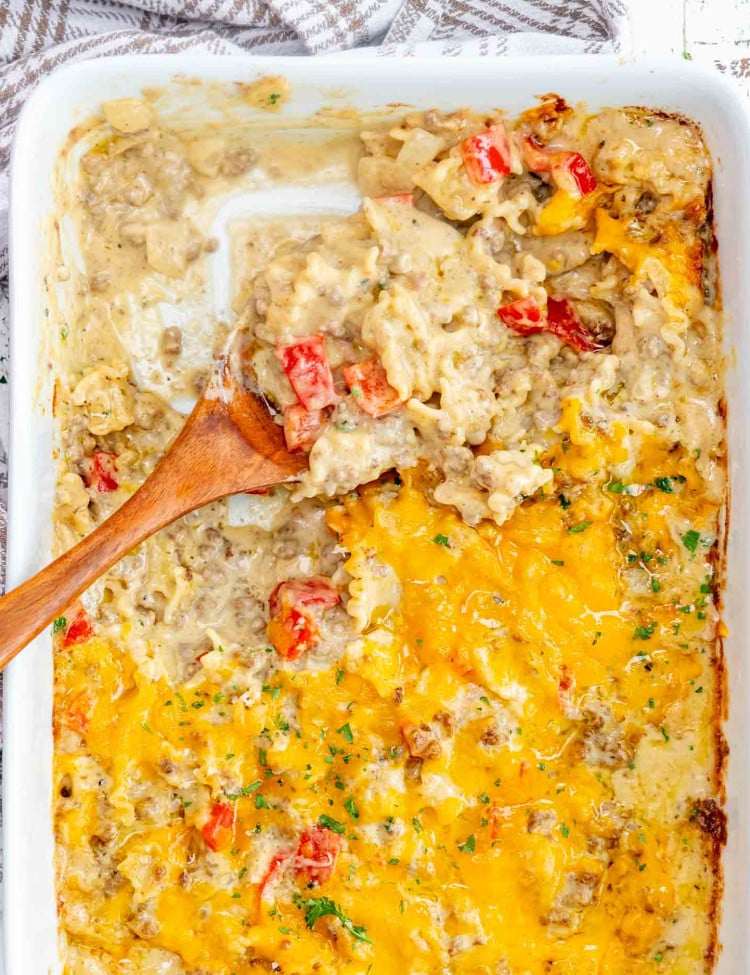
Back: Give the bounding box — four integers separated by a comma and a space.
497, 295, 601, 353
268, 608, 321, 660
276, 335, 338, 412
202, 802, 234, 852
268, 577, 340, 660
522, 137, 597, 197
295, 825, 342, 885
282, 404, 325, 452
269, 577, 341, 617
546, 297, 602, 353
461, 123, 511, 184
496, 296, 545, 334
342, 359, 402, 418
555, 152, 597, 196
81, 450, 118, 493
63, 607, 94, 647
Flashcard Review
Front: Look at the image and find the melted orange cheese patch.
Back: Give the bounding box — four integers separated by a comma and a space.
534, 187, 606, 237
591, 209, 703, 312
56, 432, 721, 975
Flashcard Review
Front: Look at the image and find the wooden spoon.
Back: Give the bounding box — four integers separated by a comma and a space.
0, 361, 307, 669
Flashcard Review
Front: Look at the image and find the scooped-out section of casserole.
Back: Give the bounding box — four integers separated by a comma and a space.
50, 84, 726, 975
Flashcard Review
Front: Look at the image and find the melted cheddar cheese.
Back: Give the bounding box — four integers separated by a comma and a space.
55, 427, 723, 974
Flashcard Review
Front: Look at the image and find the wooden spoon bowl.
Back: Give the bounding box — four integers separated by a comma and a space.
0, 362, 307, 669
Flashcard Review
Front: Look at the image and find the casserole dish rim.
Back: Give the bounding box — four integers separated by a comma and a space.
5, 52, 749, 974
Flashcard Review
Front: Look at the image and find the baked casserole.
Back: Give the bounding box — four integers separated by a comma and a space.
51, 86, 726, 974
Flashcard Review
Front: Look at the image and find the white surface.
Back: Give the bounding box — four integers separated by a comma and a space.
6, 53, 750, 974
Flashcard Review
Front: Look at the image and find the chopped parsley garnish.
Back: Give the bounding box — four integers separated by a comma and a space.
344, 796, 359, 821
412, 816, 423, 833
607, 481, 629, 494
558, 494, 571, 509
433, 534, 450, 546
654, 476, 674, 493
268, 92, 281, 104
682, 529, 700, 553
52, 616, 67, 633
634, 621, 657, 640
660, 726, 670, 743
255, 792, 269, 810
560, 824, 570, 838
568, 521, 591, 534
294, 894, 372, 943
226, 780, 262, 800
263, 684, 282, 700
318, 814, 346, 834
457, 834, 476, 854
551, 559, 565, 566
336, 667, 345, 685
337, 722, 354, 744
651, 578, 661, 593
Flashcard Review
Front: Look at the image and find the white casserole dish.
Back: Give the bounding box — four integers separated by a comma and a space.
5, 54, 750, 974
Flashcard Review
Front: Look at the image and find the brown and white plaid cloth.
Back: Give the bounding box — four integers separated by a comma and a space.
0, 0, 630, 602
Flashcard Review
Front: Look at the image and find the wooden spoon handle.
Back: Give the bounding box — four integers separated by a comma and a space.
0, 393, 299, 670
0, 425, 209, 668
0, 489, 172, 668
